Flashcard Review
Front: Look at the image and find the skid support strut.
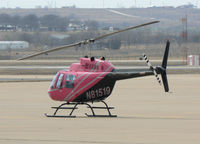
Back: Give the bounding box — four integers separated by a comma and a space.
45, 101, 117, 118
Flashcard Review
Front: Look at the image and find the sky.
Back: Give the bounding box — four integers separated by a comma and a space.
0, 0, 199, 8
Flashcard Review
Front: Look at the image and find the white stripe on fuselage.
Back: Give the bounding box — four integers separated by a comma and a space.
64, 61, 102, 101
66, 65, 113, 101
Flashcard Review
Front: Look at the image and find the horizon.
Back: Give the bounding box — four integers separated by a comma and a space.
0, 0, 199, 9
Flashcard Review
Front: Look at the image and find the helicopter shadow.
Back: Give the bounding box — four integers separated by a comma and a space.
116, 116, 190, 120
70, 115, 192, 120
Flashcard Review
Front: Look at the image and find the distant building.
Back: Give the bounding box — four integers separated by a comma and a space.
0, 25, 16, 31
51, 34, 70, 40
151, 6, 174, 9
109, 27, 114, 31
0, 41, 29, 50
35, 5, 42, 9
39, 27, 49, 32
61, 5, 76, 8
177, 4, 196, 9
187, 55, 200, 66
67, 23, 86, 31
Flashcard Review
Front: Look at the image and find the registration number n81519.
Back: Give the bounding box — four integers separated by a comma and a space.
86, 86, 111, 100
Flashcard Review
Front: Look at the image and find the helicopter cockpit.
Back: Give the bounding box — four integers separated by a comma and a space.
50, 72, 76, 89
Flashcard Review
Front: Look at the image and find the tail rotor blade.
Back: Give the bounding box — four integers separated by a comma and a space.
153, 70, 162, 85
160, 39, 170, 92
161, 71, 169, 92
143, 40, 170, 92
143, 54, 153, 68
155, 39, 170, 92
162, 40, 170, 69
143, 54, 161, 85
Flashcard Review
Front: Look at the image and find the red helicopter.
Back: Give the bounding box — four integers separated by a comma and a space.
19, 21, 170, 118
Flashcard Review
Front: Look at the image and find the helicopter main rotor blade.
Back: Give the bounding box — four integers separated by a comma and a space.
92, 21, 159, 41
18, 42, 82, 60
18, 21, 159, 60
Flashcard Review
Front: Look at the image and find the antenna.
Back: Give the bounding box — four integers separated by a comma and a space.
181, 15, 188, 61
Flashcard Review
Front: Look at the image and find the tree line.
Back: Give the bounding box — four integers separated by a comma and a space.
0, 14, 99, 31
2, 28, 200, 51
0, 13, 200, 50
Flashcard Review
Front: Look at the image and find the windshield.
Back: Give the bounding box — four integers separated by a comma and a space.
50, 72, 59, 89
56, 73, 64, 89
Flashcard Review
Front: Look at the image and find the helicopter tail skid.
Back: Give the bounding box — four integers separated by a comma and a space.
45, 100, 117, 118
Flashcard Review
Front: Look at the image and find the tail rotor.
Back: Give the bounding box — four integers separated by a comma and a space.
143, 40, 170, 92
143, 54, 162, 85
159, 39, 170, 92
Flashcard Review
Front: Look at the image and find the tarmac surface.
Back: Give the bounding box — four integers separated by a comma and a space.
0, 65, 200, 75
0, 74, 200, 144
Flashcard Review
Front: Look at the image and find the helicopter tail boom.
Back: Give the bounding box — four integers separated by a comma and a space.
110, 40, 170, 92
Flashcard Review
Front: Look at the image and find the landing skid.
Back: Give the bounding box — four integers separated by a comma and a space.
45, 113, 76, 118
45, 101, 117, 118
85, 114, 117, 117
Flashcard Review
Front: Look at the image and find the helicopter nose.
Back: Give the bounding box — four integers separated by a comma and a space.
48, 90, 52, 97
48, 90, 55, 100
48, 90, 51, 95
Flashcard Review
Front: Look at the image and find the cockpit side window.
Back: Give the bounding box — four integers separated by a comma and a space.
56, 73, 64, 89
66, 74, 70, 81
50, 72, 59, 89
65, 74, 76, 88
67, 74, 76, 81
